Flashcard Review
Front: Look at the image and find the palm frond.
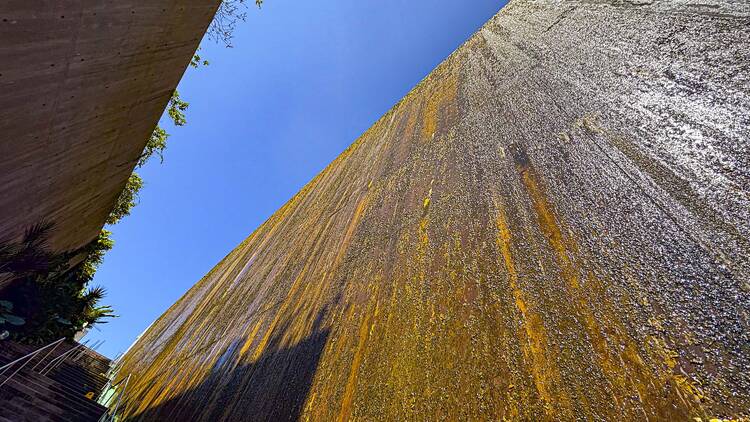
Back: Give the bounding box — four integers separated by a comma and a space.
86, 305, 117, 325
0, 242, 20, 260
0, 242, 20, 272
22, 221, 55, 249
6, 248, 55, 274
82, 285, 107, 305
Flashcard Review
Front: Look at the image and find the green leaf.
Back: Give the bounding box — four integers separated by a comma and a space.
0, 300, 13, 311
55, 317, 72, 325
1, 313, 25, 326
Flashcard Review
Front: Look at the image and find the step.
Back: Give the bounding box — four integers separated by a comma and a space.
0, 341, 113, 421
8, 371, 109, 415
0, 374, 105, 417
50, 362, 108, 380
0, 341, 112, 373
47, 371, 107, 395
1, 371, 108, 416
0, 359, 108, 396
48, 367, 106, 388
0, 398, 63, 422
53, 364, 108, 385
0, 379, 102, 422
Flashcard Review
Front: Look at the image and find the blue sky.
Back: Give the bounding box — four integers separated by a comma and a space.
90, 1, 506, 359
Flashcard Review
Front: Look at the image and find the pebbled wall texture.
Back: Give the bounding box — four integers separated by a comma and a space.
115, 1, 750, 420
0, 0, 221, 287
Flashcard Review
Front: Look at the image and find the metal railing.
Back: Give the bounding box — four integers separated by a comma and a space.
98, 373, 131, 422
38, 340, 87, 375
0, 337, 65, 387
29, 338, 65, 372
2, 337, 131, 421
75, 339, 104, 362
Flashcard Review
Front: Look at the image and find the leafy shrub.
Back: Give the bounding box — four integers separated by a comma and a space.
0, 224, 116, 344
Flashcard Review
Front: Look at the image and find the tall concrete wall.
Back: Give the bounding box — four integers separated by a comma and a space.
0, 1, 221, 276
116, 1, 750, 420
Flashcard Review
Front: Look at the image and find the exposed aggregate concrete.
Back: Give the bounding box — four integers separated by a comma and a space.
116, 1, 750, 420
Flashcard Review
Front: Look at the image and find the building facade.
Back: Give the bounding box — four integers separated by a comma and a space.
0, 1, 221, 288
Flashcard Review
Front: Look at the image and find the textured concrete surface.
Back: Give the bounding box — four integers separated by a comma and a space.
116, 1, 750, 420
0, 1, 221, 279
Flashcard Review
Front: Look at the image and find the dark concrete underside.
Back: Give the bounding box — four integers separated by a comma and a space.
0, 1, 220, 281
116, 1, 750, 420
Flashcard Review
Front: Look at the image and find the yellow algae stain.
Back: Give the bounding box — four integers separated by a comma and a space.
520, 169, 579, 289
647, 336, 706, 405
251, 317, 280, 362
417, 222, 430, 276
248, 238, 328, 362
418, 184, 434, 253
302, 391, 317, 422
403, 99, 422, 141
239, 318, 265, 359
421, 71, 458, 141
675, 375, 705, 402
514, 148, 705, 418
338, 297, 379, 422
494, 201, 569, 416
250, 294, 303, 363
520, 164, 650, 412
334, 193, 371, 269
423, 184, 434, 211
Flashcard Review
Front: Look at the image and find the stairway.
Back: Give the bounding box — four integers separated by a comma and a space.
0, 341, 110, 422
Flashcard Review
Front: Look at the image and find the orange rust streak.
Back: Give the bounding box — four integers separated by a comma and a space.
421, 72, 458, 140
250, 203, 343, 361
494, 202, 566, 415
239, 318, 265, 359
521, 170, 580, 289
291, 192, 371, 347
519, 169, 626, 409
338, 299, 378, 422
518, 167, 702, 418
251, 278, 305, 361
522, 171, 617, 340
335, 193, 370, 269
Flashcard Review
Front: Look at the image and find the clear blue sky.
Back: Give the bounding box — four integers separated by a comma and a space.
89, 1, 507, 359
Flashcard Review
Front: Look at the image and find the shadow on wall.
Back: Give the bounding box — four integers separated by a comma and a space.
127, 310, 330, 422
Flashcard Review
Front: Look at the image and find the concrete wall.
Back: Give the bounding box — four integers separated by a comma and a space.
116, 1, 750, 420
0, 1, 221, 274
